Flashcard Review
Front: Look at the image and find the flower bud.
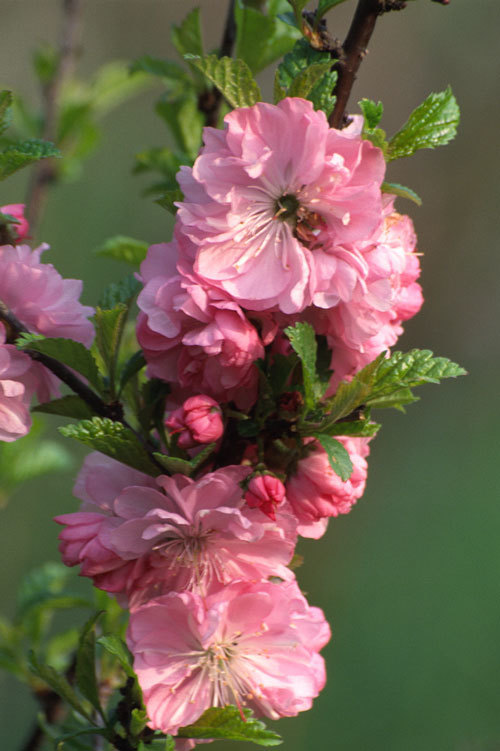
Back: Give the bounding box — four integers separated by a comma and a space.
166, 395, 223, 449
0, 204, 29, 244
244, 474, 286, 520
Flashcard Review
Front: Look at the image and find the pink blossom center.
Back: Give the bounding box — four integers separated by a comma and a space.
151, 526, 223, 592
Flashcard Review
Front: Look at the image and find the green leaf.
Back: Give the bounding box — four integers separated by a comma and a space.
17, 562, 72, 618
177, 705, 282, 746
153, 453, 192, 476
185, 55, 261, 109
59, 418, 160, 477
172, 8, 204, 59
388, 87, 460, 160
95, 235, 148, 267
130, 708, 149, 737
367, 349, 466, 401
288, 61, 333, 99
284, 322, 323, 409
276, 38, 336, 115
98, 274, 142, 309
285, 0, 309, 26
312, 433, 353, 481
94, 304, 128, 396
0, 90, 13, 135
0, 138, 61, 180
320, 418, 380, 437
119, 350, 146, 394
155, 95, 204, 161
97, 635, 135, 678
381, 181, 422, 206
130, 56, 189, 85
359, 98, 383, 129
316, 0, 350, 17
366, 388, 419, 411
33, 43, 59, 85
16, 335, 101, 392
75, 613, 104, 718
156, 189, 184, 214
235, 0, 300, 75
28, 651, 93, 722
33, 395, 95, 420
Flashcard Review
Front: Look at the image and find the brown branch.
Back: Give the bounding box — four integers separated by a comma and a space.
197, 0, 236, 127
25, 0, 83, 236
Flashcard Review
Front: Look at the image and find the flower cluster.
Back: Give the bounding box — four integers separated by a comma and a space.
0, 209, 94, 441
50, 97, 424, 740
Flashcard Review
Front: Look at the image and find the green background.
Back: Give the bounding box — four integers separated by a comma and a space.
0, 1, 499, 749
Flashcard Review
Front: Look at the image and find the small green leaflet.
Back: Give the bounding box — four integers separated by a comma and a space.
97, 635, 136, 678
172, 8, 204, 59
276, 38, 337, 116
388, 86, 460, 160
285, 0, 308, 27
0, 138, 61, 180
28, 651, 93, 723
185, 55, 262, 109
95, 235, 148, 267
316, 0, 350, 18
234, 0, 300, 75
312, 433, 353, 481
153, 443, 216, 477
94, 303, 129, 397
284, 322, 327, 409
177, 705, 282, 746
156, 189, 184, 215
59, 417, 160, 477
367, 349, 466, 399
32, 395, 95, 420
98, 274, 142, 309
359, 98, 383, 129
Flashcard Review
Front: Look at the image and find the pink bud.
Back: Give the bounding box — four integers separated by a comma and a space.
245, 474, 286, 520
165, 395, 223, 449
1, 204, 29, 243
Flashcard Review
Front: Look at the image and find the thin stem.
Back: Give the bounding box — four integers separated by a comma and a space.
25, 0, 83, 236
329, 0, 381, 129
197, 0, 236, 127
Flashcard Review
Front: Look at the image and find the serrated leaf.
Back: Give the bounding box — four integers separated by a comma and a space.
359, 98, 383, 129
288, 61, 333, 98
284, 322, 322, 409
98, 275, 142, 309
16, 335, 101, 392
366, 388, 419, 411
76, 613, 104, 718
313, 433, 353, 481
185, 55, 261, 109
0, 138, 61, 180
172, 8, 204, 59
28, 651, 93, 722
177, 705, 282, 746
381, 181, 422, 206
277, 38, 336, 115
33, 395, 95, 420
317, 0, 350, 16
94, 304, 128, 396
0, 90, 12, 135
97, 635, 135, 678
235, 0, 300, 75
59, 417, 160, 477
130, 708, 149, 737
368, 349, 466, 396
388, 86, 460, 160
322, 419, 380, 437
156, 189, 184, 214
95, 236, 148, 267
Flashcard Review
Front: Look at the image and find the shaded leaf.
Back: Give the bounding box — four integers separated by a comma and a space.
98, 275, 142, 309
156, 188, 184, 214
33, 395, 95, 420
235, 0, 300, 75
28, 651, 93, 722
119, 350, 146, 394
75, 613, 104, 717
95, 235, 148, 267
0, 138, 61, 180
276, 38, 336, 115
381, 181, 422, 206
284, 322, 323, 409
17, 335, 101, 392
317, 0, 350, 16
94, 304, 128, 395
97, 635, 135, 678
0, 90, 13, 135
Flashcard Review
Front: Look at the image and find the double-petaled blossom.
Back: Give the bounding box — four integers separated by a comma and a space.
0, 243, 94, 440
127, 579, 331, 735
137, 241, 265, 410
55, 458, 297, 607
176, 98, 385, 314
286, 437, 372, 538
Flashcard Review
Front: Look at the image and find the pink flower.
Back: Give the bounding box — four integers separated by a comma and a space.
137, 242, 264, 410
54, 453, 158, 598
286, 437, 371, 538
105, 467, 297, 601
0, 243, 94, 345
127, 579, 331, 735
176, 98, 385, 314
0, 204, 29, 243
166, 395, 223, 449
0, 326, 33, 441
244, 474, 286, 520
